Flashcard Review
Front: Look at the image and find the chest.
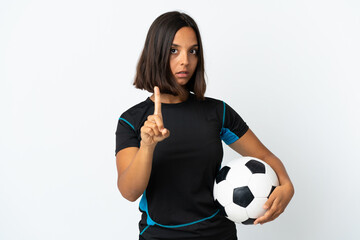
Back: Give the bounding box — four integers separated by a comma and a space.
152, 106, 223, 174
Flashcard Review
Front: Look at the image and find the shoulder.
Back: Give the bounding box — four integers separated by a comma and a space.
193, 94, 224, 106
201, 95, 241, 114
195, 95, 225, 113
118, 98, 152, 128
204, 95, 223, 103
121, 98, 150, 115
190, 94, 225, 122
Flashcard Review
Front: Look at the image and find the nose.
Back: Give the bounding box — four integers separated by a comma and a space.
180, 51, 189, 66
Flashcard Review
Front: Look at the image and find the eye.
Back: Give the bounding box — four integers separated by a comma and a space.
170, 48, 178, 54
190, 49, 198, 55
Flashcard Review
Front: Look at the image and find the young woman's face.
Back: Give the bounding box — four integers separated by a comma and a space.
170, 27, 199, 87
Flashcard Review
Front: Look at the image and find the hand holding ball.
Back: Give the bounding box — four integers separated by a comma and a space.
213, 156, 279, 225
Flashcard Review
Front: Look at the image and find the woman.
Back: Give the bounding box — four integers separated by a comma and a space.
115, 11, 294, 240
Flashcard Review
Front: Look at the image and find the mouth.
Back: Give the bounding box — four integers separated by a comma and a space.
176, 70, 189, 74
176, 71, 189, 78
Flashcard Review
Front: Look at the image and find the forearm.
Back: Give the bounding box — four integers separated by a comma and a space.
254, 153, 295, 224
263, 153, 293, 188
118, 142, 156, 201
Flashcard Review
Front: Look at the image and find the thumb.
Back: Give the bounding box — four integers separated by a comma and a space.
162, 128, 170, 138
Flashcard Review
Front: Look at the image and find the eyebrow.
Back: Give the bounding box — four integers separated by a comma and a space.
171, 44, 199, 48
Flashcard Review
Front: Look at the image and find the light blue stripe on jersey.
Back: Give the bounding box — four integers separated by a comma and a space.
119, 117, 135, 131
139, 191, 219, 234
139, 191, 156, 226
119, 117, 140, 148
220, 101, 239, 145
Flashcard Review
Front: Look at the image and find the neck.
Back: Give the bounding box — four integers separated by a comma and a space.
150, 91, 190, 104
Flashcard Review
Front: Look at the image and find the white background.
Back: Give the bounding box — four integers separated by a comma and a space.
1, 0, 359, 239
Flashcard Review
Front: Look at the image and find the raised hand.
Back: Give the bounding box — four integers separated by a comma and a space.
140, 86, 170, 147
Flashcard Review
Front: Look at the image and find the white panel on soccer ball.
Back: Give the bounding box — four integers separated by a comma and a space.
214, 180, 234, 207
225, 203, 249, 223
246, 197, 268, 219
265, 164, 279, 186
226, 165, 252, 189
248, 174, 272, 198
227, 157, 247, 169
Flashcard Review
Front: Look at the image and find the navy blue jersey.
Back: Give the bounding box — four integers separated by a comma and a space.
115, 93, 249, 240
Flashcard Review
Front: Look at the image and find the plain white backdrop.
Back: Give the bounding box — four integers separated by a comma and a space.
1, 0, 359, 239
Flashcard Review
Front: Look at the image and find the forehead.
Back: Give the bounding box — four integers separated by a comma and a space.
172, 27, 198, 45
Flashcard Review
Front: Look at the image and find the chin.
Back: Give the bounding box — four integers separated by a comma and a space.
177, 79, 190, 86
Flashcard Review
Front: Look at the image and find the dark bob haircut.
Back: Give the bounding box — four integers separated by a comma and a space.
133, 11, 206, 100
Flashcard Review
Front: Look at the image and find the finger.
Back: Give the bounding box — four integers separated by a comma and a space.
161, 128, 170, 138
263, 193, 276, 210
142, 126, 155, 137
254, 213, 271, 225
267, 210, 281, 222
260, 209, 282, 224
254, 199, 279, 225
148, 115, 165, 132
144, 121, 161, 136
254, 211, 269, 225
154, 86, 162, 115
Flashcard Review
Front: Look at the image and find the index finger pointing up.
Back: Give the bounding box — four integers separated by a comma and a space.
154, 86, 161, 115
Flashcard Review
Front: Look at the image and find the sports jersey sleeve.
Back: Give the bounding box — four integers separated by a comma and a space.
220, 102, 249, 145
115, 114, 140, 156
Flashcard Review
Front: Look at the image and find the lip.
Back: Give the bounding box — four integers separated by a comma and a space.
176, 70, 189, 78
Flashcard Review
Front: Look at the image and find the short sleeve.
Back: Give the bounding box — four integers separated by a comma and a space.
220, 101, 249, 145
115, 116, 140, 156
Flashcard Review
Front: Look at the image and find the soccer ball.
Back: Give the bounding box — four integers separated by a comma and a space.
213, 156, 279, 225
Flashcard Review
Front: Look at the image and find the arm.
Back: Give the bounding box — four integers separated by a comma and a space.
228, 128, 295, 224
116, 86, 170, 202
116, 143, 155, 202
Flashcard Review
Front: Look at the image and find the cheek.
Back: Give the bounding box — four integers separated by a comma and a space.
191, 58, 199, 70
169, 58, 177, 73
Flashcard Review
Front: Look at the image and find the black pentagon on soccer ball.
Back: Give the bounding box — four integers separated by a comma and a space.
245, 159, 265, 174
242, 218, 256, 225
216, 166, 231, 184
268, 186, 277, 198
233, 186, 254, 207
214, 199, 227, 217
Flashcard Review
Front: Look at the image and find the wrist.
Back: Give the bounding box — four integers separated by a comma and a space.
140, 141, 157, 150
280, 181, 295, 194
